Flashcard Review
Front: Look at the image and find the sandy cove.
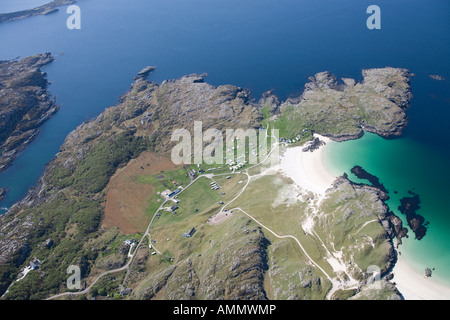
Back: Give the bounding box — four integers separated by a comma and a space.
280, 134, 336, 196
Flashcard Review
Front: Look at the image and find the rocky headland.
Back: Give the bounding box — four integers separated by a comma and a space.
0, 0, 77, 23
351, 165, 389, 194
0, 53, 59, 175
274, 67, 412, 142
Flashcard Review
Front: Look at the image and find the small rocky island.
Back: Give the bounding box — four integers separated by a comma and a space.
0, 188, 7, 202
398, 192, 428, 240
429, 75, 445, 81
0, 53, 59, 174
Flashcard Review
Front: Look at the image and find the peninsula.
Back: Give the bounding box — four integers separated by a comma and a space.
0, 53, 59, 175
0, 65, 421, 300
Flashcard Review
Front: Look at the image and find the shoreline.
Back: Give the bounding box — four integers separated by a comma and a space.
393, 255, 450, 300
279, 134, 337, 196
280, 134, 450, 300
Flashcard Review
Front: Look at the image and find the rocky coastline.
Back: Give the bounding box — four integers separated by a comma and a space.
0, 53, 59, 176
351, 165, 389, 194
342, 170, 408, 247
0, 0, 77, 23
276, 68, 413, 142
0, 66, 414, 299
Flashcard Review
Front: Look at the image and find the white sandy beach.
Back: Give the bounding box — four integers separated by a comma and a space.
393, 255, 450, 300
280, 134, 337, 195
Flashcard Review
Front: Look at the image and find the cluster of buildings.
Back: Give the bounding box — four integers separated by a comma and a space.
280, 129, 309, 144
210, 181, 220, 190
280, 136, 300, 144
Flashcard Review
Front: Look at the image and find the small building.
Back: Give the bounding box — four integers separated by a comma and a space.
168, 189, 181, 198
182, 228, 196, 238
120, 288, 132, 296
29, 259, 40, 270
124, 239, 136, 246
170, 205, 178, 212
189, 169, 197, 178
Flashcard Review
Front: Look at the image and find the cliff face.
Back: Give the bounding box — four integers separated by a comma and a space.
0, 53, 59, 174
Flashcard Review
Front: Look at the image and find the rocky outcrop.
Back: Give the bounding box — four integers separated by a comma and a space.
398, 192, 428, 240
133, 66, 156, 81
258, 90, 281, 116
351, 165, 388, 194
302, 137, 325, 152
429, 75, 445, 81
0, 188, 6, 202
0, 0, 77, 23
342, 170, 408, 247
0, 53, 59, 174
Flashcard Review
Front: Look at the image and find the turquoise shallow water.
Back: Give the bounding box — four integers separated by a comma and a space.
324, 133, 450, 287
0, 0, 449, 290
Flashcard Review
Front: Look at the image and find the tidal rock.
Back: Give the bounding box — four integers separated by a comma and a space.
0, 188, 7, 204
398, 192, 428, 240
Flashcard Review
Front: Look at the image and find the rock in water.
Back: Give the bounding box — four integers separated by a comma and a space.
0, 188, 6, 202
398, 192, 428, 240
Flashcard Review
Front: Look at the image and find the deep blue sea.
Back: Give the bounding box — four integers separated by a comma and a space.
0, 0, 449, 286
